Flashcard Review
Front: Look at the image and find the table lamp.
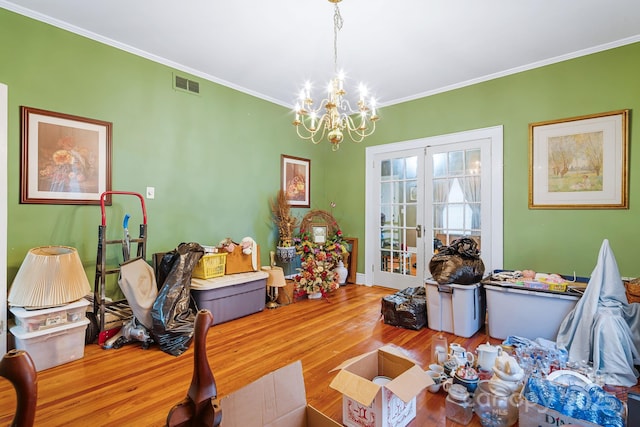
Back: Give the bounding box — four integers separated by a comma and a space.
8, 246, 91, 309
262, 266, 286, 309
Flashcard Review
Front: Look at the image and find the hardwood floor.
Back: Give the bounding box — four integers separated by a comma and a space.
0, 284, 636, 426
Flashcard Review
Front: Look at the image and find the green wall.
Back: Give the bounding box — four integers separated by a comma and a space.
2, 8, 640, 295
0, 9, 336, 297
327, 42, 640, 278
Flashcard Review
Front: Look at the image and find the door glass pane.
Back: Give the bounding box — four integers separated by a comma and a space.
381, 160, 391, 180
466, 149, 481, 174
449, 151, 464, 175
406, 156, 417, 179
397, 182, 405, 203
381, 182, 392, 204
406, 204, 416, 228
433, 153, 447, 177
392, 158, 405, 178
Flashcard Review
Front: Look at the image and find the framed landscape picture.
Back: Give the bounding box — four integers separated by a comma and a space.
20, 106, 112, 205
528, 109, 628, 209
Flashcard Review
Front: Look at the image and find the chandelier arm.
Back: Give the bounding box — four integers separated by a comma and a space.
296, 117, 329, 144
342, 115, 376, 141
336, 99, 370, 115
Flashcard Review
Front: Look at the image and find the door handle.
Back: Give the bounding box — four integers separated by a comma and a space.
416, 224, 422, 238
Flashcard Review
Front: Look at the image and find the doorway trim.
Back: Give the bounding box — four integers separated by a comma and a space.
1, 83, 7, 354
364, 125, 504, 286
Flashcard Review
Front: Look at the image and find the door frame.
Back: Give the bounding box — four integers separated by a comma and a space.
1, 83, 7, 354
364, 125, 504, 287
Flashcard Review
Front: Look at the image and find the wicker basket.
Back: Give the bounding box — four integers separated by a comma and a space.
624, 278, 640, 304
192, 253, 227, 279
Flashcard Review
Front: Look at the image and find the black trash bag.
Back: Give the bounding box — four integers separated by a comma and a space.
151, 242, 204, 356
381, 287, 427, 330
429, 237, 485, 285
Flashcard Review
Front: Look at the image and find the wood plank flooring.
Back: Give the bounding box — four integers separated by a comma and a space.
0, 284, 636, 426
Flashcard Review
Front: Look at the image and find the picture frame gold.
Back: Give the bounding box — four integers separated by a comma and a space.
20, 106, 112, 205
528, 109, 629, 209
281, 154, 310, 208
311, 224, 328, 244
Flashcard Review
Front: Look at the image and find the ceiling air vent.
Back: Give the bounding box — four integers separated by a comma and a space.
173, 74, 200, 95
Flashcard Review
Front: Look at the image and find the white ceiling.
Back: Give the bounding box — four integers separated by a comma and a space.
3, 0, 640, 108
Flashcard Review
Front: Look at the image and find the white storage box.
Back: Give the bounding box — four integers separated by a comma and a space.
425, 280, 485, 338
11, 318, 90, 371
10, 298, 89, 332
484, 283, 579, 340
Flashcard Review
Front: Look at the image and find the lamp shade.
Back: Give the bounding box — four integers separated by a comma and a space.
262, 266, 286, 288
8, 246, 91, 309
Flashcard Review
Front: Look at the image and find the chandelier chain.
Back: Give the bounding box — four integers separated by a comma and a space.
333, 3, 343, 74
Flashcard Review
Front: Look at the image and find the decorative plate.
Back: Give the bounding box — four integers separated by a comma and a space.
547, 369, 592, 387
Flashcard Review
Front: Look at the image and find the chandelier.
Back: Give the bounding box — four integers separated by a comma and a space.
292, 0, 379, 151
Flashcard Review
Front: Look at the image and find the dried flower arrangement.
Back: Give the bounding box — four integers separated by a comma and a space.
269, 189, 299, 247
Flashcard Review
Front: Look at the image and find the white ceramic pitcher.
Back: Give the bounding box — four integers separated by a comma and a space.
476, 342, 502, 370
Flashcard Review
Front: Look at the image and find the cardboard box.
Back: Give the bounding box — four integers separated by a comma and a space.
329, 345, 434, 427
518, 393, 604, 427
220, 360, 340, 427
225, 244, 261, 274
518, 379, 625, 427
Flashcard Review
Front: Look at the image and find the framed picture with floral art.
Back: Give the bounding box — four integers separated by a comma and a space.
20, 106, 112, 205
281, 154, 310, 208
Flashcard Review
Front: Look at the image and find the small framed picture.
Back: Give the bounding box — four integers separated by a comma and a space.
311, 224, 328, 244
281, 154, 310, 207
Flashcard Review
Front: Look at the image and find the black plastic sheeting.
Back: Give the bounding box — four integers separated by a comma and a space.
381, 287, 427, 330
429, 237, 485, 285
151, 242, 204, 356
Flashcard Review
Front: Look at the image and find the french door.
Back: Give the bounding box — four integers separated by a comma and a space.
365, 126, 503, 290
373, 149, 425, 290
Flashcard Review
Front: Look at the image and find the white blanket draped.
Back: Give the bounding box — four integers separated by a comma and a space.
556, 239, 640, 386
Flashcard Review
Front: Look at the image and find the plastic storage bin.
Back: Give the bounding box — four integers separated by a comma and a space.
11, 318, 90, 371
10, 298, 89, 332
425, 280, 485, 338
191, 271, 267, 325
484, 283, 579, 340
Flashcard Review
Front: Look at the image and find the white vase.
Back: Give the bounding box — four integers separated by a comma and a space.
334, 260, 348, 285
308, 291, 322, 299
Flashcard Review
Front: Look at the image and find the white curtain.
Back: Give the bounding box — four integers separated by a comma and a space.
461, 175, 481, 230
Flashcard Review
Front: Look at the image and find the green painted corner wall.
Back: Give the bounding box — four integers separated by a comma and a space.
0, 9, 332, 296
2, 8, 640, 294
324, 42, 640, 278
